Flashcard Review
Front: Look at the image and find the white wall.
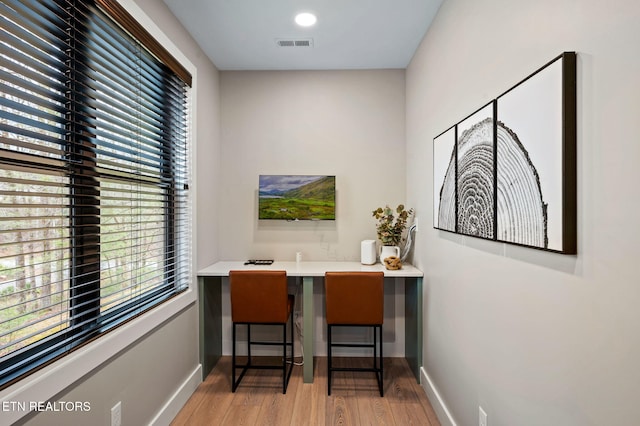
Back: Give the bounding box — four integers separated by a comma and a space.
21, 305, 199, 426
219, 70, 407, 261
407, 0, 640, 425
218, 69, 409, 358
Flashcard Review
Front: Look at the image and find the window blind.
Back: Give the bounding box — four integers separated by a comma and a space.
0, 0, 191, 388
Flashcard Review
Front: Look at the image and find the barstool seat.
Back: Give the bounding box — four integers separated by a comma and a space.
324, 271, 384, 396
229, 270, 295, 394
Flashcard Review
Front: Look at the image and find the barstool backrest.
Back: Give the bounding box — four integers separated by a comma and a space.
230, 270, 288, 323
325, 271, 384, 325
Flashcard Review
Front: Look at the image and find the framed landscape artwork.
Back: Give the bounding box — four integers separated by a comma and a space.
432, 52, 576, 254
258, 175, 336, 221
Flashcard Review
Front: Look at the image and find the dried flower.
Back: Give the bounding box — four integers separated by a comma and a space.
372, 204, 414, 246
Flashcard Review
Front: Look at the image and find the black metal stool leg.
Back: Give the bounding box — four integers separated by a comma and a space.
327, 324, 332, 395
373, 324, 377, 372
282, 323, 287, 394
232, 323, 237, 392
246, 324, 251, 366
288, 310, 295, 390
378, 325, 384, 397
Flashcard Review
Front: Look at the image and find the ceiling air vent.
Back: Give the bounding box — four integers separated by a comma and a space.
276, 38, 314, 48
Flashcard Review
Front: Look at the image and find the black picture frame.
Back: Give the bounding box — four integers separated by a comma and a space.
432, 52, 577, 254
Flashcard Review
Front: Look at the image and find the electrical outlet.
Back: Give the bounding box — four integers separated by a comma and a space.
479, 406, 488, 426
111, 401, 122, 426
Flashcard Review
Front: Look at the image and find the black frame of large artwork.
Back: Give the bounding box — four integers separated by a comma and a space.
432, 52, 577, 254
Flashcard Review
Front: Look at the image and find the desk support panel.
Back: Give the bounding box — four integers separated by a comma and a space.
302, 276, 314, 383
199, 276, 222, 380
404, 276, 423, 381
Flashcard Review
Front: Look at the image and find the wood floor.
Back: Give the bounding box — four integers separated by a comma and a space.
171, 356, 440, 425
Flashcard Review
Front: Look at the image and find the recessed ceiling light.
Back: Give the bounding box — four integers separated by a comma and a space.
295, 12, 317, 27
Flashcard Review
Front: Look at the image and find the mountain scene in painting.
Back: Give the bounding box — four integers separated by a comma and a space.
259, 175, 336, 220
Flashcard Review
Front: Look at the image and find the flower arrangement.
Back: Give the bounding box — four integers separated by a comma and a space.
372, 204, 414, 246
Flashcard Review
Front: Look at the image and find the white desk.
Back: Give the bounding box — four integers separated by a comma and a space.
197, 261, 423, 383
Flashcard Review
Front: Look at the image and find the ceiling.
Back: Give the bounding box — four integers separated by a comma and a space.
161, 0, 443, 70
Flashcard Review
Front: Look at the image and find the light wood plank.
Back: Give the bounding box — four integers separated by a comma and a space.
170, 357, 441, 426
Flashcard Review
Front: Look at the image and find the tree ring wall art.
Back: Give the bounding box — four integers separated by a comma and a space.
433, 126, 456, 232
433, 52, 577, 254
456, 104, 495, 239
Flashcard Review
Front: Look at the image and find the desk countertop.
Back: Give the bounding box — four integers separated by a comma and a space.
197, 260, 423, 278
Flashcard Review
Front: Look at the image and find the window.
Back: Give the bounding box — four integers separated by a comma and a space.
0, 0, 191, 388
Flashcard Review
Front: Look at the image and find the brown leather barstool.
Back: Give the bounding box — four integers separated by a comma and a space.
229, 270, 295, 394
324, 271, 384, 396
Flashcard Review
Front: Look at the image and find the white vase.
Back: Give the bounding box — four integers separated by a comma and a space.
379, 245, 400, 262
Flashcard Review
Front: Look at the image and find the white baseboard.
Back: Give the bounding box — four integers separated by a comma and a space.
420, 366, 457, 426
150, 364, 202, 426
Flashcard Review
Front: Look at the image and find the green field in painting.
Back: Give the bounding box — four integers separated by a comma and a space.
258, 197, 335, 220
